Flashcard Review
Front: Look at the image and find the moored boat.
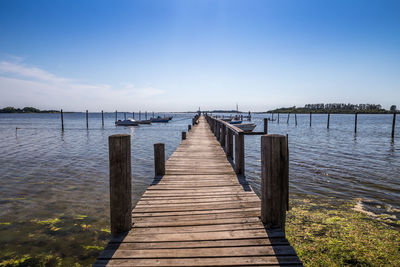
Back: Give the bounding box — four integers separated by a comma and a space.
136, 120, 152, 124
150, 116, 169, 123
235, 122, 256, 132
115, 118, 139, 126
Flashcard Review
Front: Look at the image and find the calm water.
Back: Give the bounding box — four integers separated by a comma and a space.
0, 112, 399, 264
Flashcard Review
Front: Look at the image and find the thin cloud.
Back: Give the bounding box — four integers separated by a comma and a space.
0, 60, 164, 111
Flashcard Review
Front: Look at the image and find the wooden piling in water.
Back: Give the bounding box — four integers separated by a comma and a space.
115, 110, 117, 123
154, 143, 165, 176
124, 112, 126, 120
139, 111, 141, 120
392, 113, 397, 139
61, 109, 64, 131
327, 112, 330, 129
295, 113, 297, 126
235, 133, 244, 175
86, 110, 88, 129
145, 112, 147, 120
354, 113, 358, 134
261, 134, 288, 232
181, 132, 186, 140
309, 112, 312, 127
101, 110, 104, 127
287, 113, 290, 124
108, 134, 132, 236
278, 113, 280, 123
264, 118, 268, 134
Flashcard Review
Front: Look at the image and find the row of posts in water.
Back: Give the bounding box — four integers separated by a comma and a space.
60, 110, 164, 131
213, 111, 397, 138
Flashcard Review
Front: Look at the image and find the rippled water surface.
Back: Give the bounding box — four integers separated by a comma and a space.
0, 112, 399, 264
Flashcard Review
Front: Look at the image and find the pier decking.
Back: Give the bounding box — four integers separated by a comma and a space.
95, 116, 301, 266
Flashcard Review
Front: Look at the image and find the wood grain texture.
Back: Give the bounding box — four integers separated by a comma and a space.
96, 117, 300, 266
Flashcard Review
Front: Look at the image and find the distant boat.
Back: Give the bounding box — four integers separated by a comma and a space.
136, 120, 152, 124
151, 116, 169, 123
115, 118, 139, 126
230, 120, 242, 124
235, 122, 256, 132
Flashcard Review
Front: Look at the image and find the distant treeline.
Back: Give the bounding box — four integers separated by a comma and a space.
268, 103, 397, 114
0, 106, 60, 113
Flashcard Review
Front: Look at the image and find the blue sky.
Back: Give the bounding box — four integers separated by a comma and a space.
0, 0, 399, 111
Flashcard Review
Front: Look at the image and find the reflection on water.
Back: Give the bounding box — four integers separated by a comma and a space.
0, 112, 399, 264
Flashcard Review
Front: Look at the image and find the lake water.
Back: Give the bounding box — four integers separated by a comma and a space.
0, 112, 399, 265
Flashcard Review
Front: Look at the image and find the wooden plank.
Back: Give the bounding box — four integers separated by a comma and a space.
94, 256, 302, 266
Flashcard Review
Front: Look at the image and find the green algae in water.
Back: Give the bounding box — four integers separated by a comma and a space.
286, 198, 400, 266
0, 214, 110, 267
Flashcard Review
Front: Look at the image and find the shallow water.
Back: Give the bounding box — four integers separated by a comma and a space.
0, 112, 399, 264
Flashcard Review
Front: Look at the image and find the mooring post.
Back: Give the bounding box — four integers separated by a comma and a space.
261, 134, 288, 233
61, 109, 64, 131
182, 131, 186, 140
86, 110, 89, 129
287, 113, 290, 124
124, 112, 126, 120
309, 112, 312, 127
108, 134, 132, 236
295, 113, 297, 126
188, 125, 191, 131
115, 110, 117, 123
226, 128, 233, 159
154, 143, 165, 177
327, 112, 330, 129
272, 113, 274, 121
152, 112, 154, 118
235, 133, 245, 175
248, 111, 251, 121
145, 112, 147, 120
354, 113, 358, 134
278, 113, 280, 123
392, 112, 397, 139
264, 118, 268, 134
132, 112, 135, 119
139, 111, 141, 120
101, 110, 104, 127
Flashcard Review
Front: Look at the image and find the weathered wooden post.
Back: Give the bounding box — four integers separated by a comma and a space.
182, 131, 186, 140
264, 118, 268, 134
132, 112, 135, 119
115, 110, 117, 123
226, 128, 233, 159
139, 111, 141, 120
61, 109, 64, 131
86, 110, 89, 129
272, 113, 274, 121
295, 113, 297, 126
261, 134, 288, 232
287, 113, 290, 124
154, 143, 165, 176
152, 112, 154, 118
188, 125, 191, 131
309, 112, 312, 127
248, 111, 251, 121
327, 112, 330, 129
392, 113, 397, 139
108, 134, 132, 236
354, 113, 358, 134
235, 133, 244, 175
221, 124, 226, 147
145, 112, 147, 120
101, 110, 104, 127
278, 113, 280, 123
124, 112, 126, 120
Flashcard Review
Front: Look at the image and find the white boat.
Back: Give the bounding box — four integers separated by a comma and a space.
235, 122, 256, 132
115, 118, 139, 126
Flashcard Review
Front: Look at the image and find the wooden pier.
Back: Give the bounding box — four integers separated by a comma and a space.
95, 116, 301, 266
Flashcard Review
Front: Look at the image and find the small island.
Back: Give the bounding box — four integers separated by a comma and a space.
267, 103, 397, 114
0, 106, 60, 113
